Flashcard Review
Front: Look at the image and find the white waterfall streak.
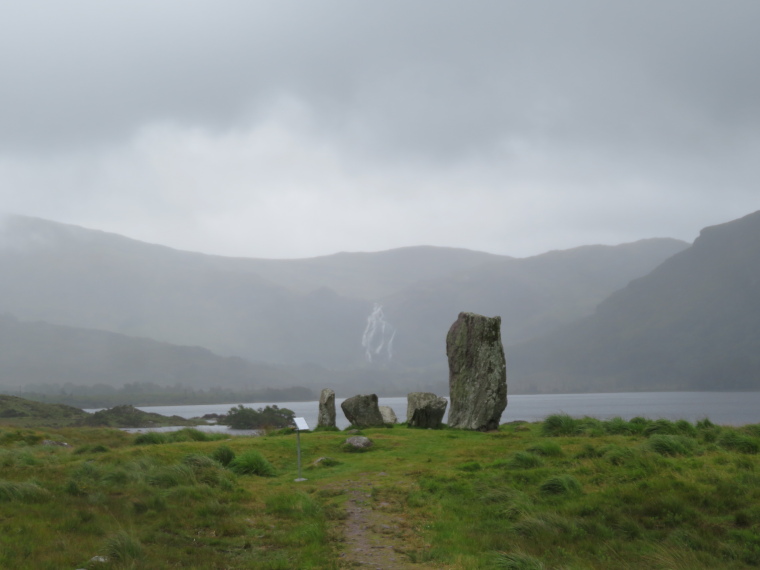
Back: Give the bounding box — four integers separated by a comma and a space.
362, 303, 396, 362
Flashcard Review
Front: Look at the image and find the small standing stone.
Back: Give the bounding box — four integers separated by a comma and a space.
406, 392, 448, 429
446, 312, 507, 431
379, 406, 398, 424
317, 388, 336, 428
341, 394, 385, 428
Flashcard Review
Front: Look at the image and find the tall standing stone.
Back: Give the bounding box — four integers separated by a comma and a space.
446, 312, 507, 431
317, 389, 336, 429
341, 394, 385, 428
406, 392, 448, 429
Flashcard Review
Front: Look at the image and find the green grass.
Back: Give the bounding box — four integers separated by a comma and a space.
2, 417, 760, 568
228, 450, 277, 477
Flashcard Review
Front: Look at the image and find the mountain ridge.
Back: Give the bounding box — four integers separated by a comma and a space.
509, 210, 760, 392
0, 213, 699, 395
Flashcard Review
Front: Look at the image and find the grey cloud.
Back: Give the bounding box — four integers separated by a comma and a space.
2, 0, 760, 161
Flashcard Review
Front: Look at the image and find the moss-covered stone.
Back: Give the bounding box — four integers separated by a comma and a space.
446, 312, 507, 431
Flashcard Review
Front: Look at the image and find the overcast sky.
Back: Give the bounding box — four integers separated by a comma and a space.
1, 1, 759, 259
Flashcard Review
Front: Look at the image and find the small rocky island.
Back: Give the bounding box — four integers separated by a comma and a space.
0, 395, 203, 429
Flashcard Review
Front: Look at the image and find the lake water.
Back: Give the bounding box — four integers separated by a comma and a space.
97, 391, 760, 433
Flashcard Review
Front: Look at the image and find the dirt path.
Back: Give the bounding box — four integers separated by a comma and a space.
327, 472, 442, 569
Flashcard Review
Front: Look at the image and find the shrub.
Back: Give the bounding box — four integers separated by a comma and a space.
221, 405, 295, 430
228, 451, 276, 477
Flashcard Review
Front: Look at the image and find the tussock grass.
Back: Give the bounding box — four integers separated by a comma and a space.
133, 428, 228, 445
541, 414, 581, 436
507, 451, 544, 469
526, 440, 563, 457
0, 480, 50, 502
3, 417, 760, 568
228, 450, 276, 476
133, 431, 168, 445
209, 444, 235, 466
539, 475, 582, 497
645, 434, 699, 456
718, 430, 760, 453
102, 530, 143, 562
494, 551, 546, 569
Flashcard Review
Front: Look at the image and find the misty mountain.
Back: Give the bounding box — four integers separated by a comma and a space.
0, 214, 690, 393
0, 215, 371, 366
381, 238, 689, 368
510, 210, 760, 393
0, 312, 294, 391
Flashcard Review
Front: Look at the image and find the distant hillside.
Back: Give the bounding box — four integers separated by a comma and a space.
0, 395, 203, 428
383, 238, 689, 368
0, 394, 87, 427
510, 210, 760, 393
0, 313, 295, 391
0, 216, 506, 367
0, 215, 688, 377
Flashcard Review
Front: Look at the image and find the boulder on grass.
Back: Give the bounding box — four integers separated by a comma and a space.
341, 394, 385, 428
342, 436, 373, 452
379, 406, 398, 425
317, 389, 336, 428
446, 312, 507, 431
406, 392, 448, 429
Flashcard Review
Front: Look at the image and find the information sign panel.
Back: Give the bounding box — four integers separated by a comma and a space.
294, 417, 309, 431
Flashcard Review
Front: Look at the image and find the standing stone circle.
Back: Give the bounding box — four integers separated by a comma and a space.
317, 388, 336, 428
340, 394, 385, 428
446, 312, 507, 431
406, 392, 448, 429
379, 406, 398, 424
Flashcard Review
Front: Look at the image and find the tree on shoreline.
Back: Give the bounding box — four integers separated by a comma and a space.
221, 404, 295, 430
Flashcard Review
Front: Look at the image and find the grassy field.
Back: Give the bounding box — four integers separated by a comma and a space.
2, 416, 760, 569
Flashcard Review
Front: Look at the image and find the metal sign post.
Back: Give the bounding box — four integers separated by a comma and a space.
293, 417, 309, 482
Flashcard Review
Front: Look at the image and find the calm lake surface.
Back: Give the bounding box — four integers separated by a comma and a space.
100, 392, 760, 433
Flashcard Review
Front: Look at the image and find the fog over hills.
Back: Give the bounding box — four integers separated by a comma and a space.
0, 313, 294, 390
0, 214, 692, 396
510, 210, 760, 393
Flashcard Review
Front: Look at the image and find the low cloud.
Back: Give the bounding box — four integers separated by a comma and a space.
1, 1, 759, 257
